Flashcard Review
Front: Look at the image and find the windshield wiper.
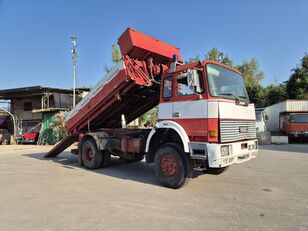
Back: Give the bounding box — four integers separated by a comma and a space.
238, 95, 248, 99
218, 93, 240, 101
218, 93, 249, 106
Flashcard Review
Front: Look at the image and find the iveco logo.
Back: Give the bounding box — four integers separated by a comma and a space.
239, 126, 249, 133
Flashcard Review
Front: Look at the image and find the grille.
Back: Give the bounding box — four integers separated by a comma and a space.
220, 120, 257, 143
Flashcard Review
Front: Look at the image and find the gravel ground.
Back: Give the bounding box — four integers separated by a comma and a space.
0, 144, 307, 231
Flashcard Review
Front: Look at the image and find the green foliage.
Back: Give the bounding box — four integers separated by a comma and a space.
104, 44, 122, 73
111, 44, 121, 63
235, 58, 264, 88
265, 83, 288, 106
186, 54, 200, 64
234, 58, 266, 106
49, 112, 68, 142
139, 107, 158, 127
205, 48, 233, 66
245, 84, 264, 107
286, 54, 308, 99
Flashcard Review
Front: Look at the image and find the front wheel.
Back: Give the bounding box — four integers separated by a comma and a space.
154, 143, 192, 189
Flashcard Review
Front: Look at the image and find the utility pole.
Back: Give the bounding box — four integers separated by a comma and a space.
70, 36, 78, 107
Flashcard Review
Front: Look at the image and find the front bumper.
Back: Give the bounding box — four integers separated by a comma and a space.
189, 139, 258, 168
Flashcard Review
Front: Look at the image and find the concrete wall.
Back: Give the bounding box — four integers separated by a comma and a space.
12, 98, 42, 121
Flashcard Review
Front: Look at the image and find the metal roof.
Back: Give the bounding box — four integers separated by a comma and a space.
0, 86, 89, 99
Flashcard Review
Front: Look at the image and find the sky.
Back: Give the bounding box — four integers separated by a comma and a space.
0, 0, 307, 90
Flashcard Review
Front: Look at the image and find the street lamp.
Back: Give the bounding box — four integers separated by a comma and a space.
70, 35, 78, 107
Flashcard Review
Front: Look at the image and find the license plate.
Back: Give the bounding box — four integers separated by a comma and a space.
239, 126, 249, 133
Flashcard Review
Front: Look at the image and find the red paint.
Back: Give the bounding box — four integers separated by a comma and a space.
23, 132, 39, 140
283, 122, 308, 133
118, 28, 183, 64
0, 114, 10, 129
161, 154, 178, 177
172, 118, 219, 143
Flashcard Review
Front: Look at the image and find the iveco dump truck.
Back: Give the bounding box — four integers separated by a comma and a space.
46, 28, 258, 188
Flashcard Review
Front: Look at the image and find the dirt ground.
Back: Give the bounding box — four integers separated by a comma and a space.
0, 144, 307, 231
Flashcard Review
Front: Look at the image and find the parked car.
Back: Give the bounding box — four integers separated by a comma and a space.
0, 129, 11, 145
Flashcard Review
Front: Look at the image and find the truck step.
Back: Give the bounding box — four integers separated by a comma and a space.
44, 135, 78, 158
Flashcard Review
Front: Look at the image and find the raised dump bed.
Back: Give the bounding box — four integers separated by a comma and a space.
65, 61, 160, 133
65, 28, 181, 134
46, 28, 181, 158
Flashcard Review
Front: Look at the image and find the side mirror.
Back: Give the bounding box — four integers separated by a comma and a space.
264, 114, 269, 121
187, 69, 203, 94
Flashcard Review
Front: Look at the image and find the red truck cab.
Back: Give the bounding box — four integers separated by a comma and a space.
281, 113, 308, 137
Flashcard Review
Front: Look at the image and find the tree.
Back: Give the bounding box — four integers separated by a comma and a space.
265, 83, 288, 106
286, 54, 308, 99
111, 44, 121, 63
186, 54, 200, 64
245, 84, 266, 108
104, 44, 121, 73
205, 48, 233, 66
235, 58, 264, 88
234, 58, 265, 106
139, 108, 158, 127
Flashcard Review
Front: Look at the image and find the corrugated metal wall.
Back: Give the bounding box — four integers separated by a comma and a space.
286, 100, 308, 111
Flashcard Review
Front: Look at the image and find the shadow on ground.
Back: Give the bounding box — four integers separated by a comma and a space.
259, 144, 308, 154
24, 151, 162, 187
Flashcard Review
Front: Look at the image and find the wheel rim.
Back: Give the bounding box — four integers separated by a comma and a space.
160, 154, 177, 177
84, 145, 94, 162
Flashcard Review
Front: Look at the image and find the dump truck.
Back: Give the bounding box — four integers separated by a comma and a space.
46, 28, 258, 188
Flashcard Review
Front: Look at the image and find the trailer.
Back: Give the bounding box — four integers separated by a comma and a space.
264, 100, 308, 138
46, 28, 258, 188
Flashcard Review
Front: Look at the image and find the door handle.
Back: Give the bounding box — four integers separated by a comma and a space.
173, 112, 180, 118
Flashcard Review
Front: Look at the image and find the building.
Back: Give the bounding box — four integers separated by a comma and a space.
0, 86, 89, 144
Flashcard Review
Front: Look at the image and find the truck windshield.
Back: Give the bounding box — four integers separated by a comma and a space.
206, 63, 249, 101
289, 114, 308, 123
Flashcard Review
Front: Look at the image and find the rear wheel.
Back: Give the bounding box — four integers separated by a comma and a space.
154, 143, 192, 189
81, 139, 103, 169
101, 150, 111, 167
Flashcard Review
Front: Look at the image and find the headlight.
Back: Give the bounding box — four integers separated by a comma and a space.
221, 145, 230, 156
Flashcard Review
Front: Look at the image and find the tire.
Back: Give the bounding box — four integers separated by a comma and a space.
81, 139, 103, 169
206, 166, 229, 175
101, 150, 111, 167
154, 143, 192, 189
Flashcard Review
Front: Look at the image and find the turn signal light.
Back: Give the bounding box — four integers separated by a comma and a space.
209, 130, 218, 138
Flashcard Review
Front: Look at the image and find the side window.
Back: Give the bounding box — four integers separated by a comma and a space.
24, 102, 33, 111
177, 83, 194, 96
162, 77, 173, 98
176, 71, 204, 96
